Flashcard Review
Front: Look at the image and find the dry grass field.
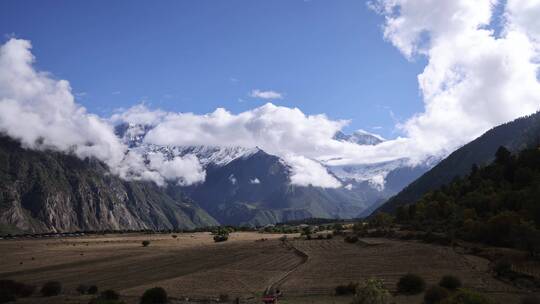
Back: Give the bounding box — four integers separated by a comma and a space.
0, 233, 538, 304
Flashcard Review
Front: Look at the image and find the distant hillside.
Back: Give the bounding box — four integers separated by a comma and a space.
177, 149, 385, 226
376, 111, 540, 214
0, 136, 218, 234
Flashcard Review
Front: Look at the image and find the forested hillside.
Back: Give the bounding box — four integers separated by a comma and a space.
395, 146, 540, 253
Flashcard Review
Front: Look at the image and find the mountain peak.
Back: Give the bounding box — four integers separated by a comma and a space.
333, 130, 384, 146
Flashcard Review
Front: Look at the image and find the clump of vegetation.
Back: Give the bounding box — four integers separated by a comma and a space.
218, 293, 229, 302
171, 235, 178, 239
424, 285, 450, 304
214, 235, 229, 242
521, 296, 540, 304
335, 282, 358, 295
439, 275, 462, 290
352, 279, 391, 304
99, 289, 120, 301
317, 234, 324, 240
88, 285, 98, 294
40, 281, 62, 297
140, 287, 168, 304
142, 240, 150, 247
439, 289, 493, 304
326, 233, 333, 239
397, 273, 425, 295
493, 259, 512, 276
0, 280, 35, 302
344, 235, 359, 244
77, 284, 89, 294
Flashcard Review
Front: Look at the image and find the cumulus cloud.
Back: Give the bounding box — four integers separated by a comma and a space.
250, 89, 283, 100
284, 154, 342, 188
364, 0, 540, 162
0, 38, 204, 186
250, 178, 261, 184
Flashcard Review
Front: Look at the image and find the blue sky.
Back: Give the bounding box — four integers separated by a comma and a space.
0, 0, 426, 138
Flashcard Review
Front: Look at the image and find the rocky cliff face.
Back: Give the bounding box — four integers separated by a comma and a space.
0, 136, 218, 233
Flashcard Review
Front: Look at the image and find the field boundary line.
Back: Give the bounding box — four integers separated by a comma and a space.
266, 240, 309, 293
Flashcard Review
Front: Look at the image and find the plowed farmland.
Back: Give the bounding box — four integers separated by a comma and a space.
0, 233, 537, 304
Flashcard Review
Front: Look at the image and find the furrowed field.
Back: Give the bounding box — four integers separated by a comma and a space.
0, 232, 538, 303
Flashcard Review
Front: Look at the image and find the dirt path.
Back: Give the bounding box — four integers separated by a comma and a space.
266, 240, 309, 294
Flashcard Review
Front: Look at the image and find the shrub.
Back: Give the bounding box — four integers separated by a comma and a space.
345, 235, 359, 243
0, 290, 15, 304
424, 286, 450, 304
317, 234, 324, 240
100, 289, 120, 301
218, 293, 229, 302
140, 287, 168, 304
0, 280, 35, 298
213, 235, 228, 242
326, 233, 333, 239
352, 279, 390, 304
142, 240, 150, 247
335, 282, 358, 295
522, 296, 540, 304
88, 285, 98, 294
493, 259, 511, 276
41, 281, 62, 297
397, 273, 425, 294
439, 275, 462, 290
171, 235, 178, 239
77, 284, 88, 294
440, 289, 493, 304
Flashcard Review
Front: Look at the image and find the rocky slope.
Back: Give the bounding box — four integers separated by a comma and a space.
0, 136, 218, 233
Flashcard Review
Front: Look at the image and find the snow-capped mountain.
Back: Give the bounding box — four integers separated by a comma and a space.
113, 122, 433, 224
334, 130, 385, 145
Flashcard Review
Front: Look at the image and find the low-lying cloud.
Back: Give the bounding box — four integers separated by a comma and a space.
0, 39, 204, 187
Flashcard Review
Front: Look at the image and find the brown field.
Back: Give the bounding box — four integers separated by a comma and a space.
0, 232, 538, 304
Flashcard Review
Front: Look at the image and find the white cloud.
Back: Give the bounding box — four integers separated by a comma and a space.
0, 38, 204, 187
284, 154, 342, 188
250, 89, 283, 100
250, 178, 261, 184
365, 0, 540, 162
228, 174, 237, 185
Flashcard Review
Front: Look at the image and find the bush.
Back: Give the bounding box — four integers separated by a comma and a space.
171, 235, 178, 238
140, 287, 168, 304
440, 289, 493, 304
142, 240, 150, 247
522, 296, 540, 304
218, 293, 229, 302
0, 289, 15, 304
345, 235, 359, 243
317, 234, 324, 240
0, 280, 35, 298
100, 289, 120, 301
493, 259, 512, 276
352, 279, 391, 304
88, 285, 98, 294
41, 281, 62, 297
77, 284, 88, 294
439, 275, 462, 290
335, 282, 358, 295
424, 286, 450, 304
326, 233, 333, 239
213, 235, 228, 242
397, 274, 425, 295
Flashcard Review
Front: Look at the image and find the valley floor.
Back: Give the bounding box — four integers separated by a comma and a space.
0, 232, 537, 304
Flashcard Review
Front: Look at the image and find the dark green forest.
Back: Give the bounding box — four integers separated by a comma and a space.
395, 146, 540, 254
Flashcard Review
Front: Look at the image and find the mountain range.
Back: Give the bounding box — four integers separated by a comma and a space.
0, 123, 430, 233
